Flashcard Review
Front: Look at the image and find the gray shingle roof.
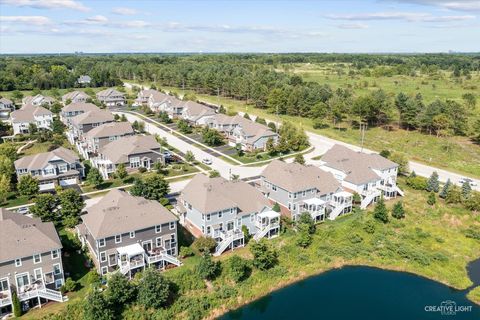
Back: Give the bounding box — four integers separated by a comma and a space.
61, 102, 99, 113
10, 104, 52, 123
70, 109, 114, 126
99, 135, 160, 164
14, 147, 79, 171
62, 91, 90, 101
84, 122, 134, 139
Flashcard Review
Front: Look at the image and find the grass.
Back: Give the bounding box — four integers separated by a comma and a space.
2, 193, 32, 208
468, 286, 480, 305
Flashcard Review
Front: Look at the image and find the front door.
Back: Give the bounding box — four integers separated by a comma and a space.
142, 241, 152, 252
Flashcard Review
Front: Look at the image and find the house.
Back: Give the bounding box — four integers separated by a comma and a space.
0, 97, 14, 118
96, 88, 126, 108
10, 104, 53, 135
77, 122, 134, 159
207, 114, 279, 151
77, 75, 91, 85
0, 209, 66, 317
77, 189, 180, 278
60, 102, 100, 125
91, 135, 164, 179
181, 101, 216, 126
259, 160, 353, 222
176, 174, 280, 256
14, 147, 84, 191
147, 92, 184, 118
320, 144, 403, 209
22, 95, 55, 107
61, 91, 90, 105
67, 109, 114, 144
134, 89, 159, 106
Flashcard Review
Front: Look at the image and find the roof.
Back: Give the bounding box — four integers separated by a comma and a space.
62, 91, 90, 101
84, 121, 134, 139
96, 88, 125, 98
78, 75, 91, 82
70, 109, 114, 126
181, 174, 271, 214
183, 101, 215, 121
14, 146, 79, 170
81, 189, 177, 239
99, 135, 160, 164
10, 104, 52, 123
0, 208, 62, 263
321, 144, 398, 185
0, 97, 13, 105
23, 94, 55, 106
261, 160, 341, 194
232, 116, 277, 143
117, 243, 144, 257
61, 102, 99, 113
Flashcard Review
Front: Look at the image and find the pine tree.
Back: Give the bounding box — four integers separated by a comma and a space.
426, 171, 440, 192
391, 201, 405, 219
12, 291, 22, 317
409, 170, 417, 178
462, 181, 472, 199
439, 179, 451, 199
427, 192, 436, 206
272, 202, 281, 212
373, 197, 389, 223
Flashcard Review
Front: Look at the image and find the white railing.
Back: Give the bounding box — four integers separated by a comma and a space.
254, 221, 280, 241
120, 259, 145, 274
214, 235, 234, 257
0, 294, 11, 307
38, 288, 64, 302
360, 190, 380, 209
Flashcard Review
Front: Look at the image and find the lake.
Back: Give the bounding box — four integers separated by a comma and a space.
220, 266, 480, 320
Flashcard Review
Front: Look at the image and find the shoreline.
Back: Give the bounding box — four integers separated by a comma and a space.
208, 259, 480, 319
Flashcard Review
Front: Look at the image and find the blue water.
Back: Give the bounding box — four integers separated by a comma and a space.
221, 266, 480, 320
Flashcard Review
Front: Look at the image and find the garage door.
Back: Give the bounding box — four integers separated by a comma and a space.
60, 178, 77, 186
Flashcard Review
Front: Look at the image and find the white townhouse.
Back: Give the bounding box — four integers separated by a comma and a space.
96, 88, 126, 108
61, 91, 90, 105
10, 104, 53, 135
22, 95, 55, 107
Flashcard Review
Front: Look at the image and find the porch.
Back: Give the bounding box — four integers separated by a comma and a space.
117, 243, 146, 278
301, 198, 327, 223
254, 210, 281, 241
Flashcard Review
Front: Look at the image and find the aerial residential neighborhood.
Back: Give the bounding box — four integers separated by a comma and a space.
0, 1, 479, 320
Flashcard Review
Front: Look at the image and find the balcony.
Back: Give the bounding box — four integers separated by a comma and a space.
0, 290, 11, 307
301, 198, 326, 222
117, 243, 147, 276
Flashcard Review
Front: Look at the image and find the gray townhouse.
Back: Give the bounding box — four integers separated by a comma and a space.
181, 101, 216, 126
96, 88, 126, 108
77, 75, 91, 85
91, 135, 164, 179
14, 147, 85, 192
61, 91, 90, 105
134, 89, 159, 106
0, 97, 14, 119
176, 174, 281, 256
67, 109, 114, 144
0, 209, 66, 317
77, 121, 134, 159
259, 160, 353, 222
77, 189, 180, 278
22, 94, 55, 107
320, 144, 403, 209
60, 102, 100, 125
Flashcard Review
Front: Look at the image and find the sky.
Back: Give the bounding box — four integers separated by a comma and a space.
0, 0, 479, 53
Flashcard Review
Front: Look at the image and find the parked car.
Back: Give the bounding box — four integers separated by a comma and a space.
202, 158, 212, 165
17, 206, 30, 215
459, 177, 477, 187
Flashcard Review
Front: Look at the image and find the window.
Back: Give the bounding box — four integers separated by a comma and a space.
34, 268, 42, 280
130, 156, 140, 168
115, 234, 122, 244
156, 237, 162, 247
201, 226, 205, 233
206, 214, 211, 221
219, 222, 223, 230
53, 264, 61, 275
294, 193, 297, 199
272, 185, 277, 191
55, 279, 63, 289
98, 238, 106, 248
170, 234, 176, 242
218, 211, 223, 218
250, 214, 255, 222
230, 208, 234, 214
108, 254, 117, 266
202, 214, 205, 221
51, 249, 59, 259
237, 218, 242, 227
100, 252, 107, 263
16, 274, 29, 288
0, 279, 8, 292
130, 231, 135, 238
302, 191, 306, 197
288, 193, 292, 199
33, 254, 42, 264
101, 266, 108, 275
206, 226, 211, 234
169, 221, 175, 230
15, 258, 22, 267
155, 225, 161, 233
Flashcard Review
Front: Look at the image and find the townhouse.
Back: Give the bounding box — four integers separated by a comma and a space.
77, 75, 91, 85
14, 147, 84, 191
61, 91, 90, 105
177, 174, 280, 256
181, 101, 216, 126
22, 95, 55, 107
77, 122, 134, 159
10, 104, 53, 135
96, 88, 126, 108
60, 102, 100, 125
259, 160, 353, 222
134, 89, 159, 106
0, 209, 66, 317
0, 97, 13, 119
67, 109, 114, 144
91, 135, 164, 179
147, 91, 184, 118
320, 144, 403, 209
77, 189, 180, 278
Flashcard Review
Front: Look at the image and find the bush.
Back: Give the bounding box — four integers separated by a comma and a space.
192, 236, 216, 254
62, 277, 77, 293
85, 270, 101, 286
427, 192, 436, 205
250, 240, 278, 270
391, 201, 405, 219
373, 197, 389, 223
12, 291, 21, 317
195, 253, 221, 280
137, 268, 173, 309
168, 268, 205, 294
225, 255, 251, 283
138, 167, 147, 173
179, 246, 194, 258
363, 220, 376, 234
406, 176, 428, 190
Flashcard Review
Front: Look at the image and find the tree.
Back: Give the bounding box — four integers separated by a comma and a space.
255, 117, 267, 125
0, 155, 14, 179
250, 240, 278, 270
389, 152, 409, 176
115, 163, 128, 180
272, 202, 281, 212
0, 174, 10, 204
427, 192, 436, 206
464, 192, 480, 212
62, 277, 77, 292
352, 192, 361, 204
183, 92, 197, 101
209, 170, 220, 178
83, 290, 114, 320
391, 201, 405, 219
52, 118, 65, 134
461, 181, 472, 199
278, 121, 309, 151
18, 175, 39, 197
243, 113, 251, 120
439, 179, 452, 199
202, 127, 224, 146
28, 122, 38, 134
12, 291, 21, 317
58, 189, 85, 227
87, 168, 103, 187
297, 212, 315, 234
106, 272, 136, 305
426, 171, 440, 192
137, 268, 172, 309
294, 154, 305, 165
296, 223, 313, 248
132, 120, 145, 133
379, 149, 391, 158
196, 253, 220, 280
267, 122, 276, 132
120, 114, 127, 122
373, 197, 389, 223
192, 236, 217, 254
177, 119, 192, 134
185, 150, 195, 163
235, 143, 244, 157
266, 137, 276, 156
226, 255, 250, 283
30, 193, 58, 222
445, 186, 462, 204
130, 174, 170, 203
0, 143, 18, 161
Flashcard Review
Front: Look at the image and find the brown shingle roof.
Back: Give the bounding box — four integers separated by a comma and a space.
0, 208, 62, 263
10, 105, 52, 123
61, 102, 99, 113
81, 189, 177, 239
62, 91, 90, 101
84, 122, 134, 139
14, 147, 79, 170
99, 135, 160, 164
70, 109, 114, 126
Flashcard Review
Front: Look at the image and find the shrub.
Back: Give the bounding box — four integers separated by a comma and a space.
62, 277, 77, 292
225, 255, 251, 283
391, 201, 405, 219
446, 186, 462, 204
192, 236, 216, 254
363, 220, 376, 234
137, 268, 173, 309
179, 246, 194, 258
250, 240, 278, 270
12, 291, 21, 317
168, 268, 205, 294
195, 253, 221, 280
138, 167, 147, 173
427, 192, 436, 205
373, 197, 389, 223
406, 176, 428, 190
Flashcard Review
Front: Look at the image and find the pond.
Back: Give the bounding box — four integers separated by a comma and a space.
220, 266, 480, 320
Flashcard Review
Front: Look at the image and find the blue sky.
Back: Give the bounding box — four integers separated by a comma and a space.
0, 0, 479, 53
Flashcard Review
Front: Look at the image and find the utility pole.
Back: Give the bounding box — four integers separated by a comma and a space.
360, 123, 367, 153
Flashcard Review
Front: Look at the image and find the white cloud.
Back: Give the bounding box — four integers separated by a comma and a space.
121, 20, 149, 28
64, 15, 108, 26
112, 7, 138, 15
0, 15, 52, 25
386, 1, 480, 12
0, 0, 89, 12
337, 23, 369, 29
325, 11, 476, 22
